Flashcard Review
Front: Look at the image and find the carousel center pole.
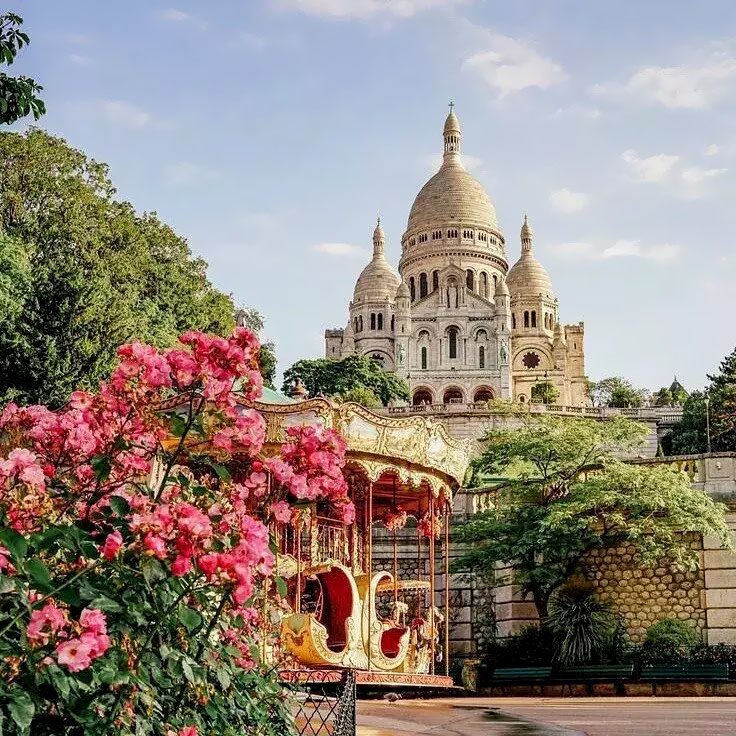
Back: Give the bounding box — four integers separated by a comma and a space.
429, 493, 436, 676
444, 497, 450, 678
367, 480, 373, 672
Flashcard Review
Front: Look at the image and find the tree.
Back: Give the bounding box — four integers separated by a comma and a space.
338, 385, 382, 407
667, 348, 736, 454
0, 13, 45, 124
0, 328, 352, 734
589, 376, 646, 408
282, 355, 410, 406
0, 129, 237, 407
454, 414, 730, 619
531, 381, 560, 405
652, 378, 688, 407
652, 387, 673, 407
236, 307, 276, 389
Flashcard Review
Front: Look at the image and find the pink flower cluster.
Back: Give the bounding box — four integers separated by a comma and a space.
418, 511, 443, 540
265, 425, 355, 524
382, 506, 408, 531
26, 603, 110, 672
221, 626, 256, 669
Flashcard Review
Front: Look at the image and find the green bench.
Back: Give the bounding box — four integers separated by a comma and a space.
553, 664, 635, 694
641, 663, 729, 694
489, 667, 553, 693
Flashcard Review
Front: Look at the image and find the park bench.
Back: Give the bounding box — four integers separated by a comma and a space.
640, 663, 729, 694
488, 666, 553, 693
553, 664, 635, 694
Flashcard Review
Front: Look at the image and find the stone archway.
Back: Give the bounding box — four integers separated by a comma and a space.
443, 387, 464, 404
412, 388, 433, 406
473, 387, 494, 403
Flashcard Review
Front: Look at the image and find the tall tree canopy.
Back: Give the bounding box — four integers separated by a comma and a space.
282, 355, 410, 406
454, 415, 730, 619
588, 376, 647, 408
0, 129, 237, 406
667, 347, 736, 454
0, 13, 45, 124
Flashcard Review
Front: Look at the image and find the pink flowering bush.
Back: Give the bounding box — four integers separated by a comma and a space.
0, 328, 352, 735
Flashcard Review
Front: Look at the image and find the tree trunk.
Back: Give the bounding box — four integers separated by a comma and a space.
531, 588, 548, 620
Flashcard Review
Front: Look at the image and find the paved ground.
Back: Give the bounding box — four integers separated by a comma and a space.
357, 697, 736, 735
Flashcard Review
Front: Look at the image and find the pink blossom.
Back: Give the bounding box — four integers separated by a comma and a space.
197, 553, 218, 578
143, 533, 167, 559
80, 630, 111, 658
55, 638, 93, 672
26, 602, 69, 644
0, 545, 16, 575
171, 555, 192, 577
79, 608, 107, 635
101, 531, 123, 560
270, 500, 291, 524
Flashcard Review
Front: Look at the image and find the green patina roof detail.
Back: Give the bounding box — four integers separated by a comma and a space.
258, 386, 296, 405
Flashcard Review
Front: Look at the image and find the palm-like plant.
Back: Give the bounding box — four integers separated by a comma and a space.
546, 577, 618, 665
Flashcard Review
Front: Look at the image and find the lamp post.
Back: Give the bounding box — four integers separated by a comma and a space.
705, 395, 712, 454
543, 370, 549, 405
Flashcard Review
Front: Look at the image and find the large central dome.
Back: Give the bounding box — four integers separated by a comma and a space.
405, 109, 499, 236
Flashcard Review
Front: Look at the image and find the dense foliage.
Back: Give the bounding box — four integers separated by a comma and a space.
588, 376, 647, 408
0, 327, 354, 734
0, 130, 237, 408
282, 355, 409, 406
530, 381, 560, 405
667, 347, 736, 454
0, 13, 45, 125
454, 415, 730, 618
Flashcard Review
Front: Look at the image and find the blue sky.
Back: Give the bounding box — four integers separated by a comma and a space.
14, 0, 736, 391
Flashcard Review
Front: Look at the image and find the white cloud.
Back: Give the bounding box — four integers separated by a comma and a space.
462, 32, 566, 97
165, 162, 218, 187
157, 8, 208, 30
594, 47, 736, 109
312, 242, 365, 257
554, 239, 681, 262
621, 149, 680, 183
706, 143, 720, 156
680, 165, 727, 185
99, 100, 153, 129
549, 187, 589, 214
274, 0, 466, 20
549, 105, 601, 121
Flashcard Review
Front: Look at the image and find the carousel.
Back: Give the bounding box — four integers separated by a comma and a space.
253, 396, 471, 688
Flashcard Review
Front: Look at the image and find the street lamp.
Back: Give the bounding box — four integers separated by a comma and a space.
705, 395, 712, 454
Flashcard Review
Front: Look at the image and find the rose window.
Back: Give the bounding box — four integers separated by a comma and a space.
522, 352, 541, 369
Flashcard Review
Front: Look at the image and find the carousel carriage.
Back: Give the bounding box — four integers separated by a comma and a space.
251, 396, 471, 688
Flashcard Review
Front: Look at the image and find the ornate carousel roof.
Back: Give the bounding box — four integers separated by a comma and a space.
253, 397, 472, 492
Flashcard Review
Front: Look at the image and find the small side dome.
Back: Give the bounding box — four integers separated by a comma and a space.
444, 109, 460, 135
507, 215, 555, 298
353, 220, 400, 302
494, 276, 510, 297
396, 280, 410, 298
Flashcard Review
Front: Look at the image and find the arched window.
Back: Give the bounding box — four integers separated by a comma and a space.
413, 388, 433, 406
409, 277, 416, 301
421, 346, 427, 369
479, 272, 488, 298
390, 315, 395, 332
443, 387, 463, 404
466, 269, 474, 291
476, 329, 487, 340
448, 326, 459, 359
524, 311, 530, 328
358, 315, 363, 331
474, 387, 494, 402
479, 345, 485, 369
531, 311, 537, 328
432, 270, 439, 292
354, 317, 359, 333
377, 313, 383, 330
419, 272, 428, 298
417, 329, 430, 341
512, 313, 516, 329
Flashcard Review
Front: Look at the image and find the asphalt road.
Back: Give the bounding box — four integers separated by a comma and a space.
357, 697, 736, 735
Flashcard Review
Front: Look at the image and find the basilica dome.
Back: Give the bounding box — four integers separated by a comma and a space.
405, 109, 499, 236
506, 216, 555, 298
353, 220, 400, 302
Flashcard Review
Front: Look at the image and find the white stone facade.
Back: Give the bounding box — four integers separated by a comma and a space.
324, 108, 587, 406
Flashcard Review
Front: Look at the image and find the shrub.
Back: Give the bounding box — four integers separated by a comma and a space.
479, 624, 557, 682
546, 578, 618, 665
638, 618, 701, 664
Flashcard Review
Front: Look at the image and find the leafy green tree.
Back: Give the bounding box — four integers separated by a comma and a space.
667, 348, 736, 454
338, 385, 382, 407
282, 355, 409, 406
531, 381, 560, 405
0, 129, 236, 406
589, 376, 646, 408
0, 13, 45, 124
454, 415, 730, 618
652, 378, 688, 407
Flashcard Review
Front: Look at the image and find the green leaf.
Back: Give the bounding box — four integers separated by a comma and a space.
276, 576, 288, 599
209, 462, 231, 482
90, 454, 112, 483
141, 557, 166, 585
0, 528, 27, 561
25, 559, 52, 591
109, 495, 130, 516
169, 412, 188, 437
48, 665, 70, 698
182, 657, 196, 683
89, 594, 122, 613
216, 666, 231, 690
8, 688, 34, 731
178, 606, 202, 633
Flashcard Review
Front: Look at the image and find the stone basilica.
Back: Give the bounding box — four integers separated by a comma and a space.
324, 107, 587, 406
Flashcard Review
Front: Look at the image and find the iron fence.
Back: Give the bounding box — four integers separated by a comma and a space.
286, 669, 356, 736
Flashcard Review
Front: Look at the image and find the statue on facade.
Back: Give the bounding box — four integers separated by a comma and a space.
499, 339, 508, 365
398, 343, 406, 366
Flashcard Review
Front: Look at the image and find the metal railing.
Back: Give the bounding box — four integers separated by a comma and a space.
287, 669, 356, 736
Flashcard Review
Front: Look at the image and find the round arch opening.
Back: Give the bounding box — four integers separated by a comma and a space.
442, 387, 464, 405
412, 388, 433, 406
473, 387, 494, 403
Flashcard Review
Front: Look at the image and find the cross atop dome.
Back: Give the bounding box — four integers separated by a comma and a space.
443, 103, 461, 159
